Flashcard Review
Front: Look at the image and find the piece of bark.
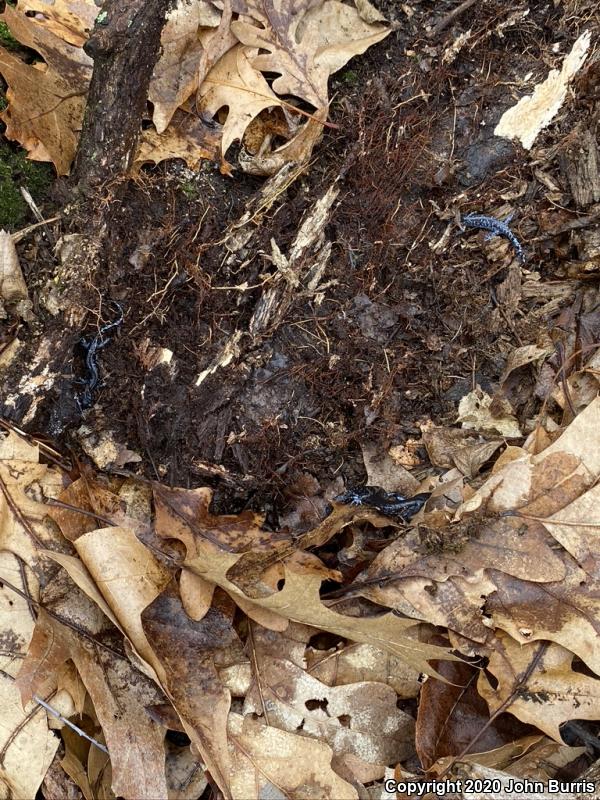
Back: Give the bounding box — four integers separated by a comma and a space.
73, 0, 173, 191
559, 126, 600, 208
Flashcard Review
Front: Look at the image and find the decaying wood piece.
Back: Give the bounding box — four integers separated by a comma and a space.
195, 176, 340, 387
559, 126, 600, 208
73, 0, 173, 191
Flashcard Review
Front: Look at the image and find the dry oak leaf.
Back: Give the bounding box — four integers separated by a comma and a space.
133, 109, 226, 174
0, 50, 85, 174
153, 485, 454, 674
149, 0, 222, 133
479, 634, 600, 741
2, 3, 92, 87
198, 44, 283, 155
356, 517, 565, 644
232, 0, 390, 108
16, 606, 170, 800
0, 552, 61, 800
12, 0, 97, 46
486, 558, 600, 677
243, 624, 415, 781
458, 397, 600, 518
141, 582, 242, 800
0, 2, 91, 173
0, 430, 66, 569
227, 712, 357, 800
306, 641, 421, 699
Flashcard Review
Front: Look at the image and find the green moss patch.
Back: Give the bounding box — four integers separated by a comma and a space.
0, 142, 54, 229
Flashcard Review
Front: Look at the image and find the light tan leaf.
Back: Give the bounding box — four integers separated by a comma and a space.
0, 552, 58, 800
243, 625, 415, 778
198, 44, 282, 154
227, 712, 358, 800
179, 568, 215, 620
16, 601, 169, 800
540, 481, 600, 576
73, 527, 172, 670
0, 427, 38, 460
0, 442, 66, 568
479, 635, 600, 741
500, 344, 552, 385
41, 550, 122, 631
306, 642, 421, 699
486, 558, 600, 676
457, 385, 521, 437
232, 0, 389, 108
149, 0, 222, 133
13, 0, 97, 46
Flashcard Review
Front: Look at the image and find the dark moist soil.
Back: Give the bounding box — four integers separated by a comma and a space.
6, 0, 599, 514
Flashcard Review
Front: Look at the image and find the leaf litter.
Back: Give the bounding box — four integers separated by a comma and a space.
2, 0, 600, 798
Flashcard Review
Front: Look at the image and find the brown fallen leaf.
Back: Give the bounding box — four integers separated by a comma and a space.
149, 0, 222, 133
0, 429, 67, 569
420, 422, 503, 478
479, 633, 600, 741
243, 623, 415, 782
198, 44, 283, 155
141, 582, 241, 799
0, 28, 86, 172
136, 108, 225, 171
227, 712, 358, 800
487, 558, 600, 677
153, 484, 453, 673
416, 646, 534, 770
306, 641, 421, 699
232, 0, 389, 108
16, 597, 170, 799
0, 552, 63, 800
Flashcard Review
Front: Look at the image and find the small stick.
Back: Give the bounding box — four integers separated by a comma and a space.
428, 0, 477, 37
34, 695, 109, 754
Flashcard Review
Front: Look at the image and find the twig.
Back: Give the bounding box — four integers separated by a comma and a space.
34, 695, 109, 754
428, 0, 477, 37
11, 215, 61, 243
437, 642, 548, 777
